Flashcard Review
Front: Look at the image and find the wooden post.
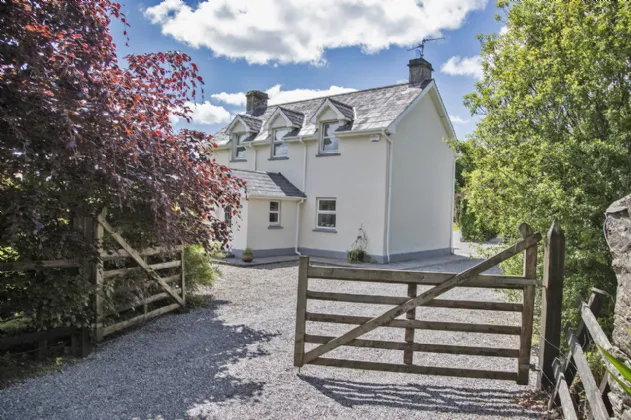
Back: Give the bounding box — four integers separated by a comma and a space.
180, 243, 186, 306
71, 328, 90, 358
403, 283, 417, 365
537, 219, 565, 390
518, 223, 537, 385
93, 211, 105, 342
294, 255, 309, 367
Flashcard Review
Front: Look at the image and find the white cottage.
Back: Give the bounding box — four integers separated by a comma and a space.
213, 58, 457, 263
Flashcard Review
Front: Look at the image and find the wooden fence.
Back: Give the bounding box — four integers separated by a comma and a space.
294, 223, 542, 384
547, 289, 613, 420
0, 210, 186, 357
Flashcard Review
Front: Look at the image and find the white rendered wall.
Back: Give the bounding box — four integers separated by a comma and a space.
389, 92, 455, 255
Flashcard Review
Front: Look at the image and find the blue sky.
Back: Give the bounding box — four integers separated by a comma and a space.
112, 0, 505, 139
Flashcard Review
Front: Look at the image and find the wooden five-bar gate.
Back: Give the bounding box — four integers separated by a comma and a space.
0, 209, 186, 357
294, 223, 542, 384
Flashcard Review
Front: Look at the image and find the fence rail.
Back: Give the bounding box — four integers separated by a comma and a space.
294, 223, 543, 384
0, 212, 186, 358
548, 289, 613, 420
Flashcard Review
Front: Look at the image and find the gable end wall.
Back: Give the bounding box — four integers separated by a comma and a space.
389, 93, 455, 258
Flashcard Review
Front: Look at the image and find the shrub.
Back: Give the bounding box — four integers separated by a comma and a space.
347, 226, 372, 264
184, 245, 218, 292
458, 199, 497, 243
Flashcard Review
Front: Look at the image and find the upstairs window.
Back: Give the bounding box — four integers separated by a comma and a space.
272, 128, 290, 158
233, 133, 248, 160
269, 201, 281, 226
320, 122, 340, 154
316, 198, 336, 229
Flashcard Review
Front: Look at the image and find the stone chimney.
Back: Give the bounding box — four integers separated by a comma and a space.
408, 58, 434, 86
246, 90, 269, 112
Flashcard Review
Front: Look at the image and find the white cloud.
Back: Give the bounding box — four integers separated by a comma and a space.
211, 85, 357, 107
210, 92, 247, 107
499, 25, 509, 35
441, 55, 483, 79
171, 101, 231, 125
144, 0, 487, 65
267, 85, 356, 105
449, 115, 470, 124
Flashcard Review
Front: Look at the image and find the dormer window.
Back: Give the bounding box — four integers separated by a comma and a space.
233, 133, 248, 160
320, 122, 340, 154
272, 128, 290, 158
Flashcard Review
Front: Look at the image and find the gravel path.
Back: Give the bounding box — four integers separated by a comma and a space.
0, 258, 545, 419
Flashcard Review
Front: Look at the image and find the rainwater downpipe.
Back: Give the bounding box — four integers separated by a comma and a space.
248, 142, 257, 171
383, 129, 394, 264
449, 154, 463, 253
295, 136, 307, 256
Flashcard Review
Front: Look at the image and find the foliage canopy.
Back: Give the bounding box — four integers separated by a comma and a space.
462, 0, 631, 320
0, 0, 244, 327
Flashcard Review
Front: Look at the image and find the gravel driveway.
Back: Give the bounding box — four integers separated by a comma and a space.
0, 257, 545, 419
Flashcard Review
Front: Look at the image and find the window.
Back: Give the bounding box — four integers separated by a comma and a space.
320, 122, 340, 154
316, 199, 336, 229
269, 201, 281, 226
272, 128, 290, 158
224, 206, 232, 225
233, 133, 248, 160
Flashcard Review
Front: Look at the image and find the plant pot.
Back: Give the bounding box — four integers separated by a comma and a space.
241, 253, 253, 263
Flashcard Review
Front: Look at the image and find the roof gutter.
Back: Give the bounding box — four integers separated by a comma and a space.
383, 128, 394, 264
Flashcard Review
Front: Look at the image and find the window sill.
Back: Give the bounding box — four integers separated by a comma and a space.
313, 228, 337, 233
316, 153, 341, 157
268, 225, 283, 230
230, 159, 247, 163
268, 156, 289, 161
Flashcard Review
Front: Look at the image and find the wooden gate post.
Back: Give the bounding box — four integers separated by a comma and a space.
518, 223, 537, 385
537, 219, 565, 390
294, 256, 309, 367
180, 243, 186, 306
403, 284, 417, 365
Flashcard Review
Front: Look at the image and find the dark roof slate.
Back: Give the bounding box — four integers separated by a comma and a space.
328, 98, 355, 120
231, 169, 306, 199
277, 107, 305, 127
214, 80, 432, 146
238, 114, 263, 132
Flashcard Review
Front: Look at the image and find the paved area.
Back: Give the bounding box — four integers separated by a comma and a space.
0, 252, 544, 419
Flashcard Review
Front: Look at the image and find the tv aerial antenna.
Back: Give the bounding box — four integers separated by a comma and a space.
407, 37, 445, 58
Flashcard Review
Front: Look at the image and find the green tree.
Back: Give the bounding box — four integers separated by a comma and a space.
463, 0, 631, 322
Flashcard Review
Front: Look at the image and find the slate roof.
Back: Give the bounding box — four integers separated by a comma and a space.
214, 80, 432, 146
230, 169, 306, 199
277, 107, 305, 127
238, 114, 263, 132
327, 98, 355, 121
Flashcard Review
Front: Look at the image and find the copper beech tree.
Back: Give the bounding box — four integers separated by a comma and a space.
0, 1, 244, 325
0, 0, 244, 258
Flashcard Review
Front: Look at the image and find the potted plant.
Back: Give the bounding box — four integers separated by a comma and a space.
241, 248, 254, 263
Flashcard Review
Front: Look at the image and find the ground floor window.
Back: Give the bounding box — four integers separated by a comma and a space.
224, 206, 232, 225
316, 198, 336, 229
269, 201, 281, 226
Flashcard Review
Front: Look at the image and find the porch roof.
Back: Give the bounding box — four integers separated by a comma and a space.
231, 169, 306, 199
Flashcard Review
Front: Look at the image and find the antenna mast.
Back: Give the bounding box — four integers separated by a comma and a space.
407, 37, 445, 58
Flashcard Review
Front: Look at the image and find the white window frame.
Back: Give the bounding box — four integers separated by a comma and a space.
320, 122, 340, 154
233, 133, 247, 160
224, 205, 233, 226
271, 128, 290, 158
316, 198, 337, 230
269, 200, 281, 227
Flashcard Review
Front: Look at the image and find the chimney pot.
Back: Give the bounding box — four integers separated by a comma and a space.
408, 58, 434, 86
246, 90, 269, 112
